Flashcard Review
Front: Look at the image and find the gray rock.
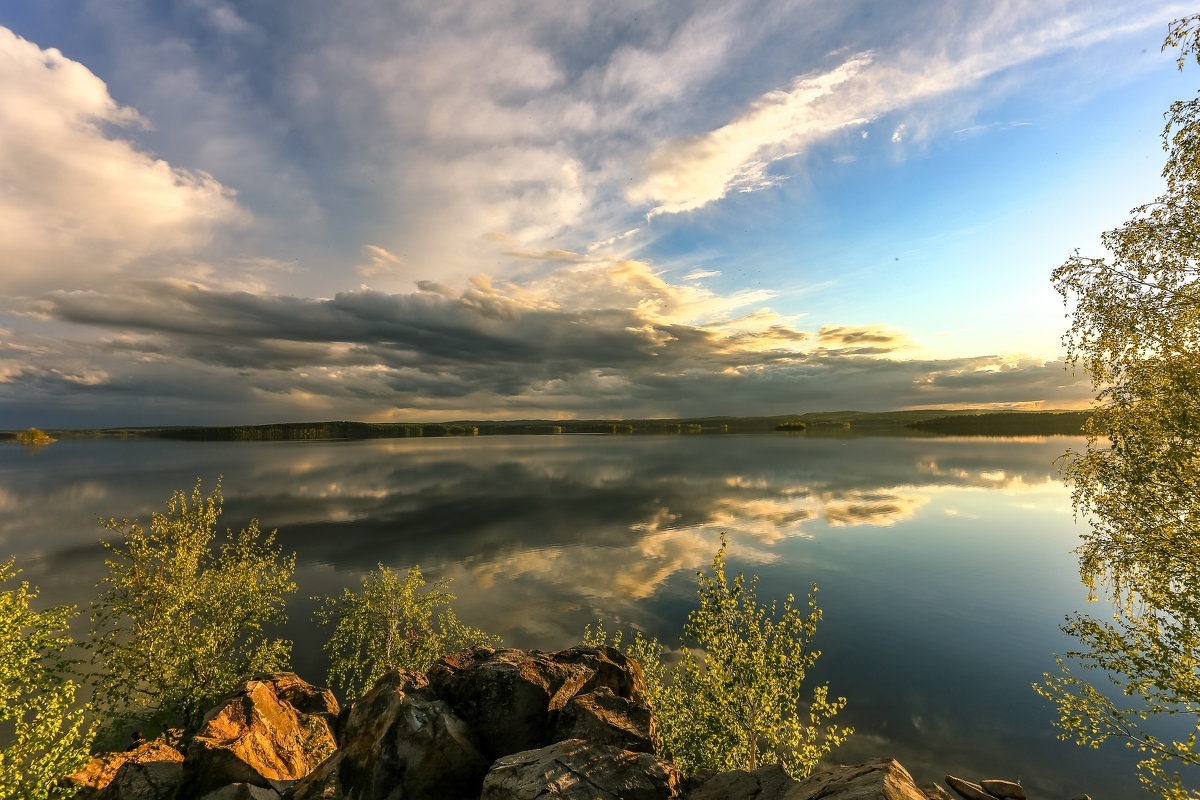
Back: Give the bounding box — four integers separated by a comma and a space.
944, 775, 995, 800
481, 738, 682, 800
196, 784, 281, 800
427, 645, 647, 760
685, 764, 795, 800
979, 779, 1025, 799
784, 759, 930, 800
553, 686, 655, 753
290, 667, 489, 800
918, 783, 957, 800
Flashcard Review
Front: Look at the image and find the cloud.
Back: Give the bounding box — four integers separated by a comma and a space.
629, 53, 874, 215
357, 245, 402, 278
3, 262, 1092, 426
0, 27, 244, 295
15, 0, 1171, 297
818, 324, 907, 352
627, 2, 1174, 216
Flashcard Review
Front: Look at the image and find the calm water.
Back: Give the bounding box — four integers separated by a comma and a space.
0, 434, 1152, 796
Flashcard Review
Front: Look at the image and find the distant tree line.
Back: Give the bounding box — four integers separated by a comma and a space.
907, 411, 1091, 436
158, 421, 479, 440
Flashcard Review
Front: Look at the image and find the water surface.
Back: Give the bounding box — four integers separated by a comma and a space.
0, 434, 1144, 796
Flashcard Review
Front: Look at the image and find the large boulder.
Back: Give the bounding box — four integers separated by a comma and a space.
684, 764, 796, 800
426, 645, 648, 760
67, 739, 185, 800
480, 738, 682, 800
195, 785, 281, 800
183, 673, 338, 798
552, 686, 655, 753
787, 759, 935, 800
290, 667, 490, 800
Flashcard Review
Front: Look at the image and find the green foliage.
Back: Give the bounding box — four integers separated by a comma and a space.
88, 479, 296, 739
0, 559, 94, 799
315, 564, 500, 700
585, 539, 851, 778
1037, 14, 1200, 798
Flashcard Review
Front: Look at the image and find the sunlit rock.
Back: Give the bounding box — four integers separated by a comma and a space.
67, 739, 185, 800
183, 673, 338, 798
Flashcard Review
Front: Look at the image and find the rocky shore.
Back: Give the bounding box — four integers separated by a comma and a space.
66, 645, 1066, 800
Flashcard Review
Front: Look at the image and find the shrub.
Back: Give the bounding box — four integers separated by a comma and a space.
315, 563, 500, 699
88, 479, 296, 738
586, 538, 851, 777
0, 559, 93, 799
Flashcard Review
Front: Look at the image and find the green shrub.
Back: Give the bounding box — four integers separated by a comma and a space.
586, 538, 851, 777
0, 559, 93, 799
315, 564, 500, 700
88, 479, 296, 738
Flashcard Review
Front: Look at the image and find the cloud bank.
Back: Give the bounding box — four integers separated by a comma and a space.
1, 260, 1090, 426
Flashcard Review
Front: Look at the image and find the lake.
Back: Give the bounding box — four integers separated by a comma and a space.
0, 433, 1149, 796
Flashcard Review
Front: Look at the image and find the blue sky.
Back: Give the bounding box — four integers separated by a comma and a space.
0, 1, 1191, 426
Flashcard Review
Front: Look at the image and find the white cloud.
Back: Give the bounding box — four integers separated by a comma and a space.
627, 2, 1176, 216
628, 53, 874, 216
0, 27, 244, 295
357, 245, 402, 279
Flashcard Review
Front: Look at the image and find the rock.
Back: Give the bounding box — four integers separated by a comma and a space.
979, 780, 1025, 799
553, 686, 655, 753
67, 739, 185, 800
427, 645, 648, 760
944, 776, 995, 800
183, 673, 338, 798
481, 738, 682, 800
196, 784, 281, 800
918, 783, 957, 800
683, 769, 765, 800
684, 764, 795, 800
787, 759, 930, 800
290, 667, 490, 800
266, 673, 340, 718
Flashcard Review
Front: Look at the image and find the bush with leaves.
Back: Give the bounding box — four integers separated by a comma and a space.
88, 479, 296, 739
0, 559, 94, 800
585, 538, 851, 778
315, 563, 500, 700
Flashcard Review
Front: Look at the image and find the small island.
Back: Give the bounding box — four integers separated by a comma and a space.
12, 427, 57, 447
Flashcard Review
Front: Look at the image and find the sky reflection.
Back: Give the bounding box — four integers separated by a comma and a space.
0, 433, 1140, 796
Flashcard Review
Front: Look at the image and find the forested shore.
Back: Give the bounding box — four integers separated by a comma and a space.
1, 409, 1089, 442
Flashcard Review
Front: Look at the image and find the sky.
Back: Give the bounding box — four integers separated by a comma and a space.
0, 0, 1193, 427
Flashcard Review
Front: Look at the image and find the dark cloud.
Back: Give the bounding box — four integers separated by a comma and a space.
818, 324, 902, 347
0, 266, 1090, 427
